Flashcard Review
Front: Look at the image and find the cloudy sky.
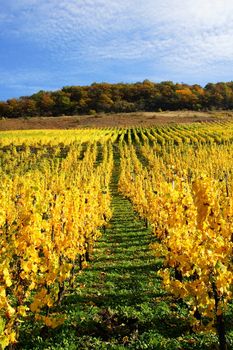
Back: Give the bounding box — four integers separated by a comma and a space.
0, 0, 233, 99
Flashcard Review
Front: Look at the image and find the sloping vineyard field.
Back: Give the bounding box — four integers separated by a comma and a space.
0, 123, 233, 349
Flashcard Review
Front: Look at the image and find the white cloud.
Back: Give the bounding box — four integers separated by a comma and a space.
1, 0, 233, 78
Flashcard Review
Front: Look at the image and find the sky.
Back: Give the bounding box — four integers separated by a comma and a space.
0, 0, 233, 100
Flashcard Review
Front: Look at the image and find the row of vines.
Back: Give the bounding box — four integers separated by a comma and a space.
118, 125, 233, 350
0, 137, 113, 348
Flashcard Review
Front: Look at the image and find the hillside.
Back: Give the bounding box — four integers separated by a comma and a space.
0, 110, 233, 130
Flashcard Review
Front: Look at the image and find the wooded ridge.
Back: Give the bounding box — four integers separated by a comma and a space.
1, 80, 233, 118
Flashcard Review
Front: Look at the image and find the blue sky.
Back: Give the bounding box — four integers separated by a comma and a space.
0, 0, 233, 100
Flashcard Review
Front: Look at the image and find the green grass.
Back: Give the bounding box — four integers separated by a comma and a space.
17, 149, 232, 349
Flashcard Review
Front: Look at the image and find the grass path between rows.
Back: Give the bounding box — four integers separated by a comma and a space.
70, 148, 167, 349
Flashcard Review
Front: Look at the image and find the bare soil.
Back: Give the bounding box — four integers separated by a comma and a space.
0, 111, 233, 130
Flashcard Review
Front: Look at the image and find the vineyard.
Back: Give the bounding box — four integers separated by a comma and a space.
0, 122, 233, 349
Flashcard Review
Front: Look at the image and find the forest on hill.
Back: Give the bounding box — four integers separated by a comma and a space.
1, 80, 233, 118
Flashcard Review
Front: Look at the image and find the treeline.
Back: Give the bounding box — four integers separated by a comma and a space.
1, 80, 233, 118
